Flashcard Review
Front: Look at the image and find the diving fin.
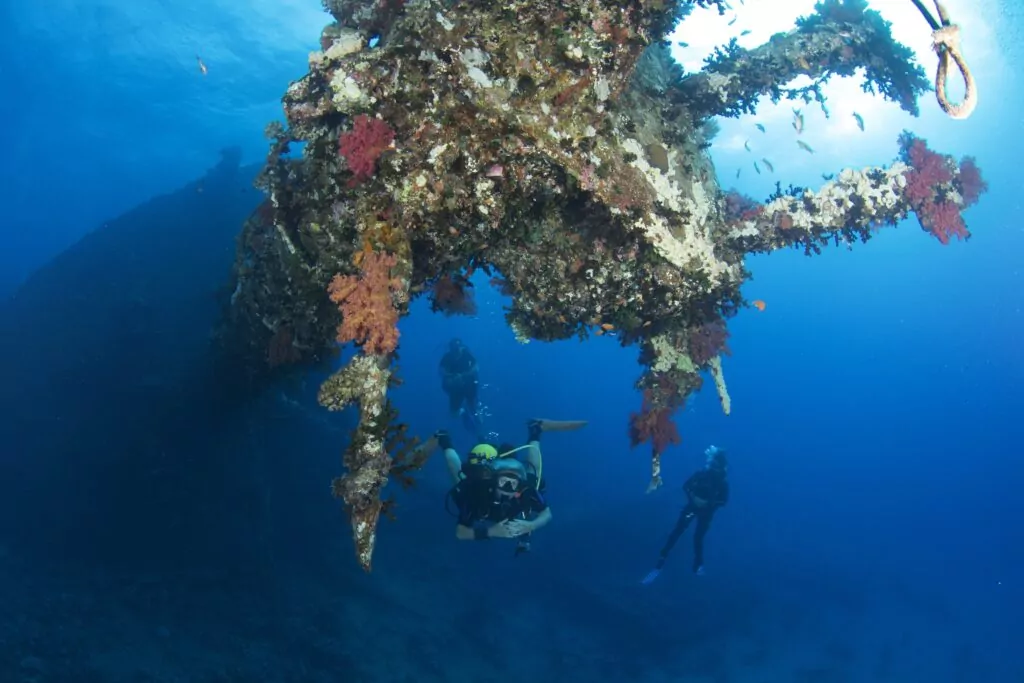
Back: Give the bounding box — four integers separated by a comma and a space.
530, 419, 588, 432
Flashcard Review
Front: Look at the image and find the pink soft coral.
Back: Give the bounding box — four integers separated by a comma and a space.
338, 115, 395, 184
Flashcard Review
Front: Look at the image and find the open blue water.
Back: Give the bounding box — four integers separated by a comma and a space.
2, 1, 1021, 681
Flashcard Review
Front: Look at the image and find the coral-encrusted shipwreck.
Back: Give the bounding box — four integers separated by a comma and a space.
220, 0, 987, 570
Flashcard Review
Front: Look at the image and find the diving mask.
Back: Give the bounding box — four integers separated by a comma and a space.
495, 471, 522, 495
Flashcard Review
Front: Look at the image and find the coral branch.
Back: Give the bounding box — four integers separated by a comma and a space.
677, 0, 930, 119
319, 353, 392, 571
725, 136, 987, 254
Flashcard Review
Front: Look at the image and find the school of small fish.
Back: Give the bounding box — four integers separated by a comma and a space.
725, 7, 869, 182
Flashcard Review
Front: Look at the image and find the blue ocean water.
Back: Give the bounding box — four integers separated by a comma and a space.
2, 1, 1022, 682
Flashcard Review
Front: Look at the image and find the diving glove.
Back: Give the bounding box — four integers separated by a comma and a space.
527, 419, 543, 442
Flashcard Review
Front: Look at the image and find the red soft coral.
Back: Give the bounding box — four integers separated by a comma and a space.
918, 200, 968, 245
688, 320, 731, 366
629, 400, 681, 455
327, 248, 402, 355
338, 115, 395, 184
429, 274, 477, 316
899, 132, 986, 245
902, 136, 953, 206
957, 156, 987, 207
722, 190, 763, 222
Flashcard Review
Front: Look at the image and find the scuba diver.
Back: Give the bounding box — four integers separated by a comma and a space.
642, 445, 730, 584
438, 339, 481, 435
438, 418, 586, 552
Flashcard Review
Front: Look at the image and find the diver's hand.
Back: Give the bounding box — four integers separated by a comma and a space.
489, 519, 532, 538
435, 430, 453, 451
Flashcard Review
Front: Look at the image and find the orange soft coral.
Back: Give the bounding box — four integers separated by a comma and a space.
327, 249, 401, 355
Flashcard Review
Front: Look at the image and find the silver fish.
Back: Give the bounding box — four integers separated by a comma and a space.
761, 158, 774, 173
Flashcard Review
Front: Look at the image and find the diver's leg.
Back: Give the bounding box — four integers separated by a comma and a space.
692, 511, 714, 573
657, 505, 695, 568
448, 387, 463, 416
464, 375, 480, 414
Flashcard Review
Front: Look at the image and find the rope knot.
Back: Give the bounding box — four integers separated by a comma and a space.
931, 22, 976, 120
931, 23, 961, 54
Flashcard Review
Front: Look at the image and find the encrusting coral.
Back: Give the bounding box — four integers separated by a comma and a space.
219, 0, 987, 571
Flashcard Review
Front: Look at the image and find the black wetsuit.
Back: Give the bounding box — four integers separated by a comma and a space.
656, 467, 729, 572
439, 347, 479, 416
450, 471, 547, 529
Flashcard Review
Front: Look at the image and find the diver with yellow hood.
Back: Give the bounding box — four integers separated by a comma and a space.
437, 418, 586, 550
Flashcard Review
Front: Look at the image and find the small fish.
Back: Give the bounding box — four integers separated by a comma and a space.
196, 55, 208, 76
677, 41, 689, 48
752, 299, 766, 312
796, 140, 814, 154
736, 168, 742, 178
728, 16, 738, 26
853, 112, 864, 131
755, 123, 766, 133
761, 158, 774, 173
792, 108, 804, 134
740, 30, 751, 36
822, 172, 835, 180
744, 139, 751, 152
754, 161, 761, 175
601, 323, 615, 331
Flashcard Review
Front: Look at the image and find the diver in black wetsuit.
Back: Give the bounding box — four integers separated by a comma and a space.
439, 421, 552, 552
438, 339, 480, 433
642, 446, 730, 583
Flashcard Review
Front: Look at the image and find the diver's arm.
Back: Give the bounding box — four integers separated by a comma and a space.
683, 473, 699, 501
525, 507, 552, 533
444, 448, 463, 485
456, 523, 503, 540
